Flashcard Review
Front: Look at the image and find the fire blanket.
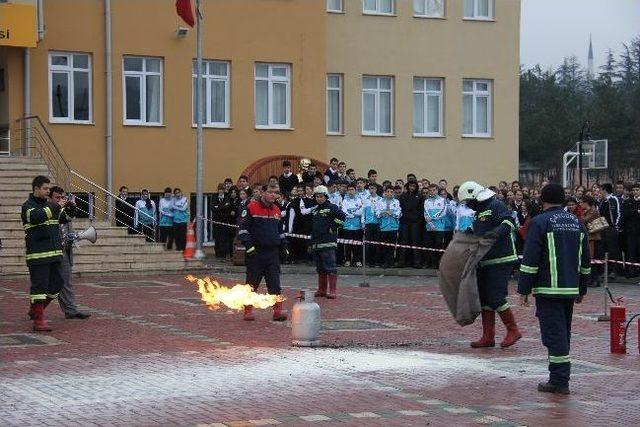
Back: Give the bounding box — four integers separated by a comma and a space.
438, 232, 496, 326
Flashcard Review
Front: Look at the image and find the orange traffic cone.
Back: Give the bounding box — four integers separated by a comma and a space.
183, 222, 196, 260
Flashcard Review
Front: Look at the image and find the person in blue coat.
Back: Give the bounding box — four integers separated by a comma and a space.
458, 181, 521, 349
518, 183, 590, 395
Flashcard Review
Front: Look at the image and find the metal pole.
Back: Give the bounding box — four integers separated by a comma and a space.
359, 229, 369, 287
23, 48, 31, 156
194, 0, 205, 259
598, 252, 610, 322
104, 0, 114, 222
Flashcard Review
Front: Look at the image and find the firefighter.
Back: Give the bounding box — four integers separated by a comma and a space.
311, 185, 346, 299
458, 181, 522, 348
238, 183, 288, 322
518, 183, 590, 395
22, 175, 76, 332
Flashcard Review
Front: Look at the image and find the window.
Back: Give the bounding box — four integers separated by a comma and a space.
362, 76, 393, 136
363, 0, 394, 15
192, 60, 230, 127
255, 63, 291, 129
327, 0, 343, 12
123, 56, 163, 125
326, 74, 343, 134
413, 78, 443, 136
463, 0, 493, 20
49, 52, 91, 123
462, 79, 492, 137
413, 0, 444, 18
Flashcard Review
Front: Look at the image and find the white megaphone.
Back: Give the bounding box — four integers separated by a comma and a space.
67, 225, 97, 244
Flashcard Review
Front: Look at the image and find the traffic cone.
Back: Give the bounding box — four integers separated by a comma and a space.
183, 222, 196, 260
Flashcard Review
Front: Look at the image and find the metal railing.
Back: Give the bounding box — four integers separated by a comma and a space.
10, 116, 156, 241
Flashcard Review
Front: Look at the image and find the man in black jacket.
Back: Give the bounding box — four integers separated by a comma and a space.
622, 183, 640, 278
397, 180, 423, 268
278, 160, 299, 196
22, 176, 75, 332
599, 183, 623, 278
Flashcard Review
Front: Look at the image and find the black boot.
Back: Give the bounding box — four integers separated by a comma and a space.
537, 381, 570, 395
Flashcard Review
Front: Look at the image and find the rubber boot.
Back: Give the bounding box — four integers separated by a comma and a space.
498, 308, 522, 348
32, 303, 52, 332
272, 301, 288, 321
28, 297, 53, 320
537, 381, 570, 395
326, 274, 338, 299
315, 273, 328, 298
243, 305, 255, 321
470, 310, 495, 348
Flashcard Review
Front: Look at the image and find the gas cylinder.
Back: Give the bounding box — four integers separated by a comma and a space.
291, 290, 321, 347
610, 304, 626, 354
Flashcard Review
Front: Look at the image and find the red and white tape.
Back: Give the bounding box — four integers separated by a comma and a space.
203, 218, 640, 267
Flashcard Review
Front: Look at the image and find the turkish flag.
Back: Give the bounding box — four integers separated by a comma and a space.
176, 0, 195, 27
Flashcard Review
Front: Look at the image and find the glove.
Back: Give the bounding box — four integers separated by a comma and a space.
483, 231, 499, 240
280, 246, 289, 259
246, 246, 256, 257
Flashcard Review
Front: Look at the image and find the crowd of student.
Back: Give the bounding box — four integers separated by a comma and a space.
115, 156, 640, 281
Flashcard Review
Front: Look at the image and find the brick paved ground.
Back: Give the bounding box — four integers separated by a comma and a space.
1, 270, 639, 427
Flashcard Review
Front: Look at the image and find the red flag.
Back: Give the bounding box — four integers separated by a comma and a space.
176, 0, 195, 27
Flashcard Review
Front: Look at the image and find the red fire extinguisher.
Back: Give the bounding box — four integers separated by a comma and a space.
610, 303, 626, 354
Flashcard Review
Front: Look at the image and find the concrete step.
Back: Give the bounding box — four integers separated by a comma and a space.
2, 250, 186, 265
0, 205, 23, 214
0, 259, 203, 276
3, 196, 28, 206
3, 191, 32, 199
0, 218, 22, 228
0, 177, 39, 185
0, 162, 50, 171
0, 170, 53, 178
74, 243, 167, 254
0, 156, 48, 165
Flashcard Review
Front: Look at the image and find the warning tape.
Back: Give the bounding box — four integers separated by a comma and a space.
202, 218, 640, 266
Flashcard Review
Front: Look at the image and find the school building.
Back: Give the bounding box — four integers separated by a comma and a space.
1, 0, 520, 194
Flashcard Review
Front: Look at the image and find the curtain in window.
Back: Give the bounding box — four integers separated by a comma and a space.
413, 92, 424, 134
363, 92, 376, 132
272, 82, 287, 125
328, 89, 340, 133
427, 95, 439, 133
476, 96, 488, 133
380, 0, 393, 13
380, 92, 391, 133
478, 0, 489, 16
211, 80, 225, 123
146, 75, 161, 123
463, 0, 474, 17
462, 94, 473, 134
427, 0, 444, 17
255, 80, 268, 125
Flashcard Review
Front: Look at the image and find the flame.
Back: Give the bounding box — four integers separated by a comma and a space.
186, 275, 285, 311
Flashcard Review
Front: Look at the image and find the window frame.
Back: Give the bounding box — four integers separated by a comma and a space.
191, 60, 231, 128
326, 73, 344, 135
413, 0, 445, 19
463, 0, 494, 21
361, 75, 394, 137
122, 56, 164, 126
48, 52, 93, 124
254, 62, 292, 130
462, 79, 492, 138
363, 0, 395, 16
327, 0, 344, 13
413, 77, 444, 137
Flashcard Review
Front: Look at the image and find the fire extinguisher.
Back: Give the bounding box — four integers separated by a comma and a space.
610, 303, 626, 354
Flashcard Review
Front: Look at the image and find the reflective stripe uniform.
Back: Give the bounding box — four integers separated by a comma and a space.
311, 200, 345, 274
21, 194, 75, 302
518, 206, 591, 387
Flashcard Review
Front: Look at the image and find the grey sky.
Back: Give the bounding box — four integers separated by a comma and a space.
520, 0, 640, 71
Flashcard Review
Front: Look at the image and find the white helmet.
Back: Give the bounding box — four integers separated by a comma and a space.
458, 181, 495, 202
313, 185, 329, 196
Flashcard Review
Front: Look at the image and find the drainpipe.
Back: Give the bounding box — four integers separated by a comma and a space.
23, 48, 30, 156
105, 0, 114, 221
37, 0, 45, 41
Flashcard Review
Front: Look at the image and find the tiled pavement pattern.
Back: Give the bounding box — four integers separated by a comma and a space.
1, 272, 640, 426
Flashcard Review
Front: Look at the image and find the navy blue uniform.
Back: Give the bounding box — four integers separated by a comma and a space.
473, 197, 518, 312
311, 201, 345, 274
518, 206, 591, 388
238, 199, 286, 295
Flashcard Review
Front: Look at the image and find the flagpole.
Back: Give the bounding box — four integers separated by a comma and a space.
194, 0, 205, 260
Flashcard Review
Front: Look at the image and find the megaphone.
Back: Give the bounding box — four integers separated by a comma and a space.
67, 225, 97, 244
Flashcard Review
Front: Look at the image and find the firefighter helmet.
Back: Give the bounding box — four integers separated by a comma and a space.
458, 181, 495, 202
